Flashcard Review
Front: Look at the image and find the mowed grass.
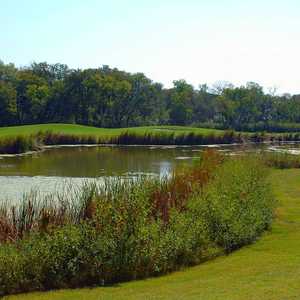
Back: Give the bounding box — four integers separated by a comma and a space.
5, 169, 300, 300
0, 124, 223, 139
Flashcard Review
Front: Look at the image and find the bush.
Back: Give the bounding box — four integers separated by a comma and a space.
198, 157, 275, 251
0, 153, 276, 295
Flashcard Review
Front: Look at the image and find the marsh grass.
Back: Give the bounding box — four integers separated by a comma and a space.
262, 151, 300, 169
0, 151, 276, 296
2, 169, 300, 300
0, 136, 41, 154
0, 150, 221, 243
151, 150, 223, 223
0, 181, 100, 243
41, 131, 99, 145
2, 126, 300, 155
110, 130, 243, 145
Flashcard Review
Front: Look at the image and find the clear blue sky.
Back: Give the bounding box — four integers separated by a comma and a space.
1, 0, 300, 94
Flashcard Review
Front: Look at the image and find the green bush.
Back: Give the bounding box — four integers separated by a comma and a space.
0, 155, 276, 295
198, 157, 276, 251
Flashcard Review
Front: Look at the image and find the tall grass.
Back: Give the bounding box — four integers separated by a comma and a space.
262, 152, 300, 169
2, 129, 300, 154
0, 136, 41, 154
42, 131, 99, 145
110, 130, 243, 145
150, 150, 223, 223
0, 152, 275, 295
0, 183, 97, 243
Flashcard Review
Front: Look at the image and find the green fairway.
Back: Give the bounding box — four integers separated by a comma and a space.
4, 168, 300, 300
0, 124, 223, 139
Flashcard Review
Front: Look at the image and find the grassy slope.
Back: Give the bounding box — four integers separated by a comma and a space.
0, 124, 223, 139
5, 169, 300, 300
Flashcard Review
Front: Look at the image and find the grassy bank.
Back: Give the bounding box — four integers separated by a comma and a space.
0, 124, 233, 154
1, 123, 300, 154
0, 124, 223, 139
4, 168, 299, 300
0, 153, 274, 296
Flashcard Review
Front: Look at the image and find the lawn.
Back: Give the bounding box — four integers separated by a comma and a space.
0, 124, 223, 139
5, 168, 300, 300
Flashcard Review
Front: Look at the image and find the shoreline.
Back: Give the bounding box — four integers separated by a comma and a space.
1, 139, 300, 157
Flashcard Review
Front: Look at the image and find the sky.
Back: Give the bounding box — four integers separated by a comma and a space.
1, 0, 300, 94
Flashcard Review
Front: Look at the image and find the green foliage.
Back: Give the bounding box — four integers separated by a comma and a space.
0, 81, 17, 125
198, 157, 276, 251
1, 169, 297, 300
2, 123, 300, 155
0, 154, 275, 296
1, 60, 300, 130
0, 125, 241, 154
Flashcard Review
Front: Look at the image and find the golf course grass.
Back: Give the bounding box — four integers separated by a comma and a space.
4, 168, 300, 300
0, 124, 223, 139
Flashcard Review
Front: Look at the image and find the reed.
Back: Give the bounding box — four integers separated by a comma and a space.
151, 150, 223, 223
0, 135, 40, 154
262, 151, 300, 169
110, 130, 244, 145
0, 183, 99, 243
0, 152, 276, 295
2, 129, 300, 155
41, 131, 99, 145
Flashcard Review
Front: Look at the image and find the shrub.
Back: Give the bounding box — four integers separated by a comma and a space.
198, 157, 276, 251
0, 152, 276, 295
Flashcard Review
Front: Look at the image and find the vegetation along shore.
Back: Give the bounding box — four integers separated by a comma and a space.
2, 1, 300, 298
1, 124, 300, 155
0, 151, 276, 296
4, 166, 299, 300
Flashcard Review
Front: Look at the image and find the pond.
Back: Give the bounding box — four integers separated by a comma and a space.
0, 143, 299, 203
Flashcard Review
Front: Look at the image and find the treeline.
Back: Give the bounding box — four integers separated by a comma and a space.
1, 60, 300, 131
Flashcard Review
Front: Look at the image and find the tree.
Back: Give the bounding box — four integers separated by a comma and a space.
0, 81, 17, 125
0, 59, 300, 131
168, 80, 194, 125
15, 70, 49, 123
30, 62, 69, 83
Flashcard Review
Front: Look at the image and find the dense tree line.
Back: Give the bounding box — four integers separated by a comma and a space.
0, 60, 300, 131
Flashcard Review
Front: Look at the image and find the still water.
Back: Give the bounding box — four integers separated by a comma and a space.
0, 143, 298, 202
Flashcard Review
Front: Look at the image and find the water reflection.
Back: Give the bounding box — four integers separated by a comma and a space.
0, 146, 202, 177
